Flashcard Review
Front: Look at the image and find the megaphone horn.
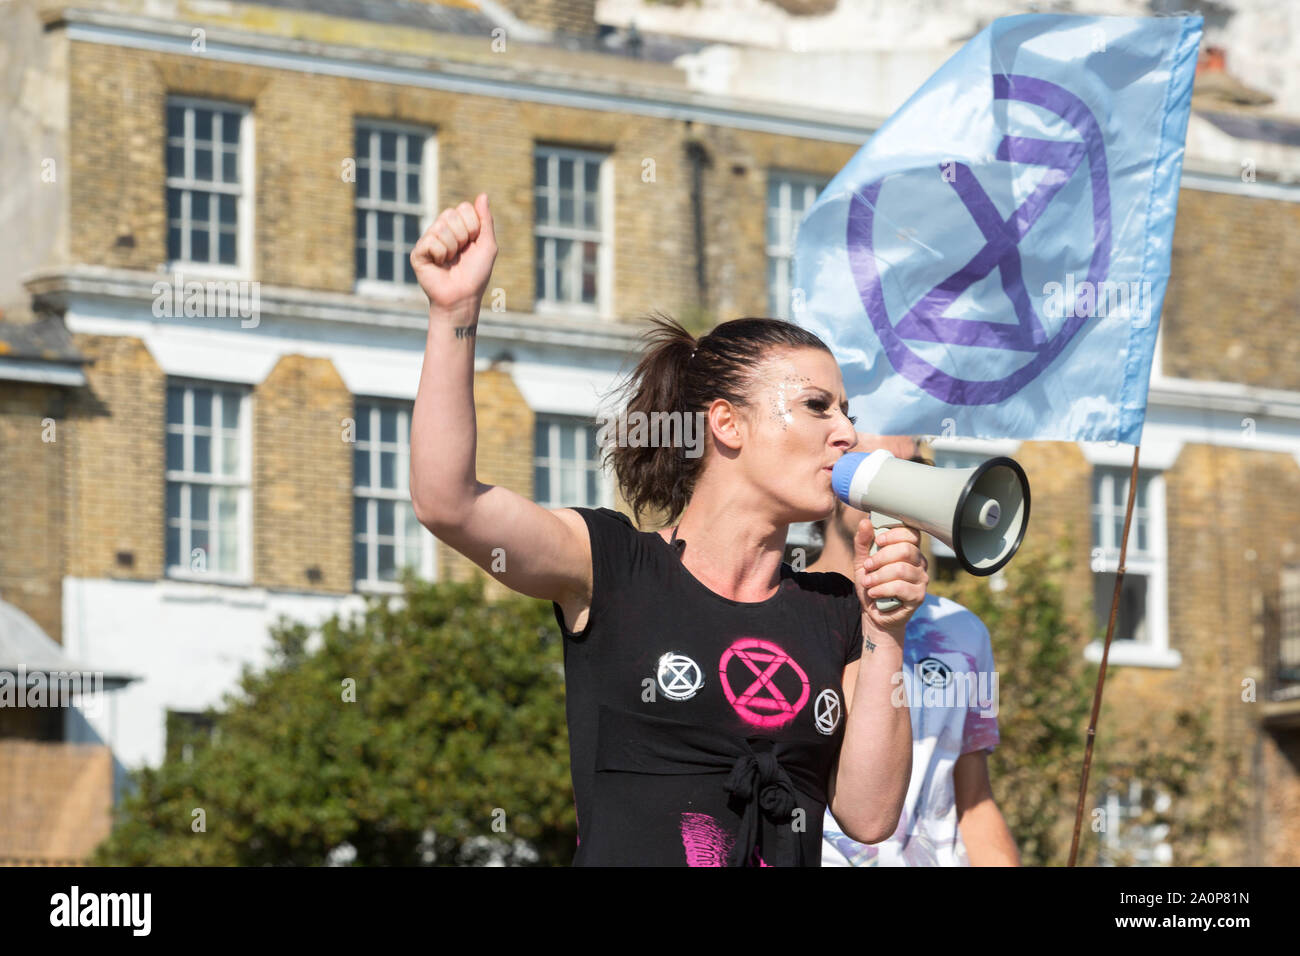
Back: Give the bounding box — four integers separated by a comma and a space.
830, 450, 1031, 606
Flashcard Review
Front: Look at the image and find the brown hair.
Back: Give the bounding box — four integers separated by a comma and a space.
604, 310, 833, 527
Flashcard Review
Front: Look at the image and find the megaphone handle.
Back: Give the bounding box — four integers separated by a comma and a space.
869, 511, 903, 613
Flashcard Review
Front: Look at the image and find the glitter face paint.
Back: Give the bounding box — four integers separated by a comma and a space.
751, 360, 813, 431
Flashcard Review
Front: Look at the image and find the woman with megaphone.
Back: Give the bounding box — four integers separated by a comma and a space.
408, 194, 927, 866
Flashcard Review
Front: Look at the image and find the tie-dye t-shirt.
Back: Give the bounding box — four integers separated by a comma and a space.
552, 507, 864, 866
822, 593, 999, 867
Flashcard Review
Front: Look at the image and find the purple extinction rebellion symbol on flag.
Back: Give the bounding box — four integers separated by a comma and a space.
847, 74, 1112, 405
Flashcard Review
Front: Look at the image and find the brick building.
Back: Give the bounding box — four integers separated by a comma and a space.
0, 0, 1297, 864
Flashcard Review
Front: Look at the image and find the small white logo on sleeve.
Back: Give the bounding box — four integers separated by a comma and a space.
49, 886, 151, 936
918, 657, 952, 688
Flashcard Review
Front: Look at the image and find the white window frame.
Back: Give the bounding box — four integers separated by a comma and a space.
165, 380, 253, 585
352, 399, 437, 594
533, 145, 613, 318
1084, 466, 1177, 668
353, 119, 437, 299
533, 414, 613, 509
766, 170, 827, 319
1099, 779, 1173, 866
165, 96, 254, 280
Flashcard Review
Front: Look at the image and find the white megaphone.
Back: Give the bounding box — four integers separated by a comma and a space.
830, 450, 1031, 611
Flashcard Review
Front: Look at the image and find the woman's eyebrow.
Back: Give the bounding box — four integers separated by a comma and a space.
803, 385, 851, 413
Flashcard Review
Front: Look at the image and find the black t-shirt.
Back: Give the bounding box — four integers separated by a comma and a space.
551, 507, 863, 866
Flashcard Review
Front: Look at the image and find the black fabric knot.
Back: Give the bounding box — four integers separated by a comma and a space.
592, 705, 824, 866
725, 751, 796, 822
724, 749, 803, 866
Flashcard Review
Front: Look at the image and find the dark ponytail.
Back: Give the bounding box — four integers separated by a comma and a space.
604, 310, 833, 527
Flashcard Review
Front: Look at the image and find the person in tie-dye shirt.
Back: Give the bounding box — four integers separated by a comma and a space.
806, 434, 1020, 867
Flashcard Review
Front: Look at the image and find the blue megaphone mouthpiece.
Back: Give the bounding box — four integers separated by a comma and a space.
831, 452, 869, 505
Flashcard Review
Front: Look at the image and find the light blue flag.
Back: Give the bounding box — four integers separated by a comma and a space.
792, 14, 1202, 444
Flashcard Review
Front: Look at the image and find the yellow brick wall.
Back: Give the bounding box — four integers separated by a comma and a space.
65, 41, 859, 327
1162, 446, 1300, 830
253, 355, 355, 592
1164, 189, 1300, 390
1261, 730, 1300, 865
66, 38, 1300, 393
1007, 439, 1095, 625
691, 123, 858, 322
65, 334, 166, 581
58, 37, 882, 601
0, 384, 67, 641
57, 337, 362, 595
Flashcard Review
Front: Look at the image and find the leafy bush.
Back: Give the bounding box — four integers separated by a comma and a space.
92, 575, 576, 866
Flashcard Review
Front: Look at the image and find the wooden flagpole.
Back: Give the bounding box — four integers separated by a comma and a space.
1067, 442, 1141, 866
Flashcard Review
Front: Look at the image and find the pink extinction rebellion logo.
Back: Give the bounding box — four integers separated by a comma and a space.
718, 638, 810, 729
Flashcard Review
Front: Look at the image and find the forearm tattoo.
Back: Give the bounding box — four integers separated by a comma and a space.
454, 324, 477, 339
863, 634, 877, 654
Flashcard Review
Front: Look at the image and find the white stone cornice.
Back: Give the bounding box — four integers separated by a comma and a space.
1178, 167, 1300, 204
24, 266, 649, 355
927, 437, 1022, 457
1148, 375, 1300, 422
1078, 437, 1181, 470
0, 359, 87, 387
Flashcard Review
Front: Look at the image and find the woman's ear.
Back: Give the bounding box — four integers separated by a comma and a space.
709, 398, 746, 452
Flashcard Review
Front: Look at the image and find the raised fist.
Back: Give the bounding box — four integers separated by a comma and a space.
410, 193, 498, 312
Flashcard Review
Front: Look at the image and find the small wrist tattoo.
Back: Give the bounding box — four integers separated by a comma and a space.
454, 324, 477, 339
863, 635, 877, 654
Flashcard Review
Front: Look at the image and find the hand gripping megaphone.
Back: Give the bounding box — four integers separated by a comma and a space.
830, 450, 1031, 611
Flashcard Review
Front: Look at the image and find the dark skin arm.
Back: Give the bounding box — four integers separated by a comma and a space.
953, 750, 1020, 866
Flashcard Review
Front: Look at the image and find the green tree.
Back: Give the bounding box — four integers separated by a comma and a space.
92, 575, 576, 866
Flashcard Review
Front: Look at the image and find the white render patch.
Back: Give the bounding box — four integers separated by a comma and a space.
63, 295, 428, 396
59, 289, 632, 406
508, 358, 626, 419
62, 577, 368, 770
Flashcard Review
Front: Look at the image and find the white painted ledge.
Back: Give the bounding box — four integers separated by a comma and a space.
1085, 640, 1182, 669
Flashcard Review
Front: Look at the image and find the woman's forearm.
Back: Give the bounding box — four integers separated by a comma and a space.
409, 301, 483, 529
834, 620, 912, 843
